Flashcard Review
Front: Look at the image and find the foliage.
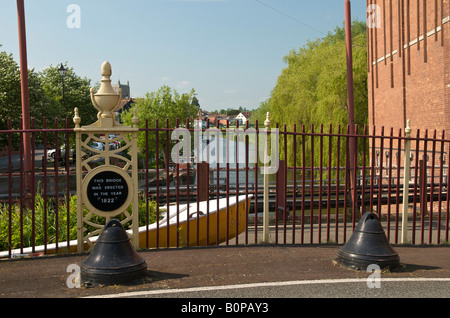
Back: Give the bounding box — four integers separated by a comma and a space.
120, 85, 199, 163
249, 98, 270, 127
0, 49, 54, 148
212, 106, 251, 116
39, 63, 98, 126
0, 45, 97, 148
254, 21, 368, 169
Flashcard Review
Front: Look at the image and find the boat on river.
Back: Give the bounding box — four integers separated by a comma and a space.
141, 194, 252, 248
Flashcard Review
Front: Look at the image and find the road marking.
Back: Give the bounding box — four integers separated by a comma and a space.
86, 277, 450, 298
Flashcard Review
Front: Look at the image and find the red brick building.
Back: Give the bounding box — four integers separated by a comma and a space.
367, 0, 450, 137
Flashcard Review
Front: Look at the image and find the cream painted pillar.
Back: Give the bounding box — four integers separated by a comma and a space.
263, 112, 271, 243
401, 120, 412, 244
75, 61, 139, 253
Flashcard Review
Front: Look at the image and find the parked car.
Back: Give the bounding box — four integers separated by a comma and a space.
109, 141, 119, 150
105, 135, 119, 150
45, 144, 76, 164
91, 142, 105, 151
85, 142, 105, 157
47, 148, 57, 159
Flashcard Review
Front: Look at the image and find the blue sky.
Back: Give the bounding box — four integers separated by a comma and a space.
1, 0, 367, 111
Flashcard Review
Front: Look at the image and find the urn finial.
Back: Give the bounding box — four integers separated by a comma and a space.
90, 61, 122, 128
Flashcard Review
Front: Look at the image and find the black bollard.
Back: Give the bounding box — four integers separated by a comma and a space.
337, 212, 400, 271
81, 219, 147, 285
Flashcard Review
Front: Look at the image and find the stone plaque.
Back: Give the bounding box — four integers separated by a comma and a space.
86, 170, 129, 212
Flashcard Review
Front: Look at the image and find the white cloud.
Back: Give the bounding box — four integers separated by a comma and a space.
176, 80, 191, 88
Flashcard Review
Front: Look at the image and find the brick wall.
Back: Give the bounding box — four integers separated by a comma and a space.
368, 0, 450, 139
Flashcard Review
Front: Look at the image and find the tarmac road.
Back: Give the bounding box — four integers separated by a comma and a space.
0, 245, 449, 300
0, 149, 45, 171
92, 278, 450, 298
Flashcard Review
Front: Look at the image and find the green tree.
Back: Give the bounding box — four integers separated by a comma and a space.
0, 49, 50, 128
120, 85, 199, 164
260, 21, 368, 168
0, 47, 98, 148
0, 48, 54, 148
191, 96, 200, 110
249, 98, 271, 127
39, 63, 98, 126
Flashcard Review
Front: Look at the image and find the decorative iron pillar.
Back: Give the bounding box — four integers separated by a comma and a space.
75, 61, 139, 254
401, 120, 412, 244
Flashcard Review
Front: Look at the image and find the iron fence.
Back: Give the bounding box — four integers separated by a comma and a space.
0, 118, 449, 258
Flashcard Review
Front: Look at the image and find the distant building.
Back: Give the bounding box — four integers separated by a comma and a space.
195, 110, 252, 128
112, 81, 134, 123
235, 112, 247, 125
112, 80, 131, 99
115, 98, 135, 124
217, 119, 229, 126
118, 98, 135, 113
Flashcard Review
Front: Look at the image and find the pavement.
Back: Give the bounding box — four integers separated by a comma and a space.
0, 244, 449, 299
